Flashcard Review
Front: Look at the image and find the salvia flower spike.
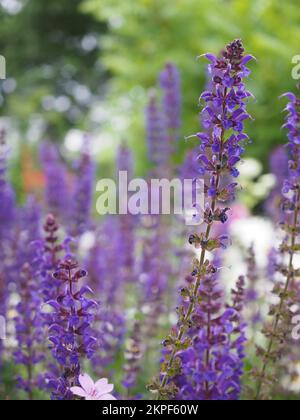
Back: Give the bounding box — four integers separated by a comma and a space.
159, 62, 182, 144
255, 86, 300, 400
46, 256, 97, 400
14, 263, 44, 399
148, 39, 254, 400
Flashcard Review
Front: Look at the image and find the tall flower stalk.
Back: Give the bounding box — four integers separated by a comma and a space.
39, 142, 70, 222
14, 263, 44, 399
70, 151, 95, 236
148, 40, 254, 400
145, 91, 170, 176
159, 63, 182, 145
47, 257, 97, 400
254, 87, 300, 400
116, 143, 136, 282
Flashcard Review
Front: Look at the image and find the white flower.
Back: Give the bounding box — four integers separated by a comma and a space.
70, 373, 116, 401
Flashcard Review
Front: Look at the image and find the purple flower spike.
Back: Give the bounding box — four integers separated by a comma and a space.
46, 257, 97, 400
13, 263, 44, 399
159, 63, 182, 143
145, 91, 170, 174
255, 85, 300, 400
70, 151, 96, 236
39, 142, 70, 222
149, 40, 253, 400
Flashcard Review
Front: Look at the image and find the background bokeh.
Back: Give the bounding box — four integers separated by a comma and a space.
1, 0, 300, 189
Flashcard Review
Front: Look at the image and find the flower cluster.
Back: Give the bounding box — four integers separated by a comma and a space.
148, 39, 253, 400
174, 273, 246, 400
46, 257, 97, 399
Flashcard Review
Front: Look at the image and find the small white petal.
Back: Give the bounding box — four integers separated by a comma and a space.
98, 384, 114, 395
70, 387, 88, 398
79, 373, 95, 393
95, 378, 108, 389
99, 394, 117, 400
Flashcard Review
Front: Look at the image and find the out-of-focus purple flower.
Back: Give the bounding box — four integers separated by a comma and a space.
265, 147, 289, 222
0, 134, 16, 366
122, 321, 143, 396
175, 270, 246, 401
255, 87, 300, 400
13, 263, 44, 399
145, 91, 170, 174
159, 63, 182, 143
116, 144, 136, 282
117, 142, 134, 179
86, 221, 126, 373
140, 217, 169, 337
0, 140, 16, 236
39, 141, 70, 222
244, 246, 261, 329
16, 196, 42, 266
46, 257, 97, 400
70, 152, 96, 236
266, 247, 281, 283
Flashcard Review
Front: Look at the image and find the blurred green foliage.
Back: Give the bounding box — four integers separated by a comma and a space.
82, 0, 300, 171
0, 0, 107, 139
1, 0, 300, 172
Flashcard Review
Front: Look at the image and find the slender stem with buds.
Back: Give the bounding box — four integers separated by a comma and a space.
158, 139, 223, 399
255, 188, 300, 400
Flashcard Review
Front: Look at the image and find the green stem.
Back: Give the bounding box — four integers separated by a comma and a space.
255, 188, 300, 400
158, 146, 223, 399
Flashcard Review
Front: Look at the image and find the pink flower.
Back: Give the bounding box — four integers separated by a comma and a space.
70, 373, 116, 400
